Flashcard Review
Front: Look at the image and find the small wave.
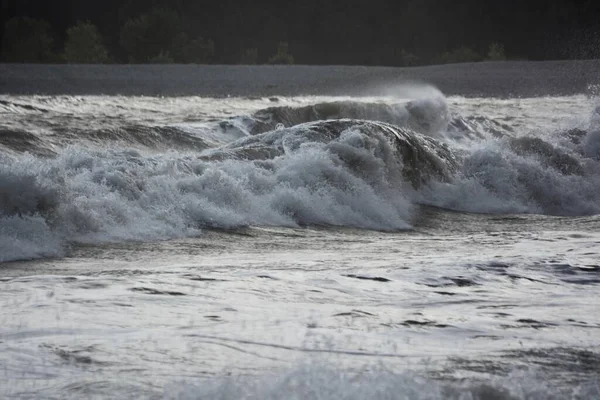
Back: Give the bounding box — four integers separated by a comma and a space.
76, 125, 212, 151
0, 124, 214, 157
447, 115, 515, 140
509, 136, 584, 175
0, 99, 50, 114
0, 129, 56, 157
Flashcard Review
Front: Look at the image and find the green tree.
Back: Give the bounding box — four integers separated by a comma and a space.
440, 46, 482, 64
240, 48, 258, 65
120, 8, 181, 63
174, 33, 215, 64
1, 17, 54, 62
64, 21, 109, 63
149, 50, 174, 64
268, 42, 294, 65
487, 43, 506, 61
120, 8, 214, 64
400, 49, 419, 66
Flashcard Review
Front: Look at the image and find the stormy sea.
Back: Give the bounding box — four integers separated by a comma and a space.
1, 62, 599, 399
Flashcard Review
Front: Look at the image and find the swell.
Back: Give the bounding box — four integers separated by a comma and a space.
0, 97, 451, 157
0, 128, 56, 157
0, 125, 212, 156
0, 97, 501, 156
245, 97, 450, 136
0, 98, 51, 113
71, 125, 212, 151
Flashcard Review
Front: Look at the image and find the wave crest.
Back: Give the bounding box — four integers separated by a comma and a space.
247, 97, 449, 136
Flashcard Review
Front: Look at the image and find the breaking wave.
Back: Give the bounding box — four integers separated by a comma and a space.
1, 91, 600, 262
1, 120, 453, 262
245, 95, 450, 136
420, 108, 600, 215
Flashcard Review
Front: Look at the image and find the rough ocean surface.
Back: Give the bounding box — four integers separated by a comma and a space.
1, 63, 599, 399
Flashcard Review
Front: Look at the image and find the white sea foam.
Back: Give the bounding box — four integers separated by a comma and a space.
169, 363, 599, 400
419, 104, 600, 215
0, 124, 415, 262
420, 145, 600, 215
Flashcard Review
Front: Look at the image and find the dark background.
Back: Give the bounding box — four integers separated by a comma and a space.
1, 0, 599, 65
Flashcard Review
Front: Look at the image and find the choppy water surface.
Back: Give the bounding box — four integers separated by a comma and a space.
1, 84, 599, 399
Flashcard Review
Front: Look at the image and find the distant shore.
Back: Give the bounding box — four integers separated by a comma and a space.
1, 60, 599, 98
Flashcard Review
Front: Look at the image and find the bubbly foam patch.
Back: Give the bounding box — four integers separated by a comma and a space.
168, 363, 599, 400
417, 101, 600, 215
419, 137, 600, 215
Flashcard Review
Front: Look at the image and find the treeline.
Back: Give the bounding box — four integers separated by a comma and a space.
0, 12, 505, 65
0, 11, 295, 65
1, 0, 599, 65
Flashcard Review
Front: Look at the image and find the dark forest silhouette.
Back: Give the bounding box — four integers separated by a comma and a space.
1, 0, 599, 65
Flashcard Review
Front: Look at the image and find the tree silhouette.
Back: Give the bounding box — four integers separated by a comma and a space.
64, 21, 109, 63
240, 48, 258, 65
1, 17, 54, 63
120, 8, 181, 63
440, 46, 482, 64
120, 7, 214, 64
149, 50, 174, 64
487, 43, 506, 61
2, 0, 600, 65
268, 42, 294, 65
174, 33, 215, 64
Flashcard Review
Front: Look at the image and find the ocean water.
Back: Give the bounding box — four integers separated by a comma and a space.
1, 68, 600, 399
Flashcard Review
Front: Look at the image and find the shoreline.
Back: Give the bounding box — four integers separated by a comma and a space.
2, 60, 600, 98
